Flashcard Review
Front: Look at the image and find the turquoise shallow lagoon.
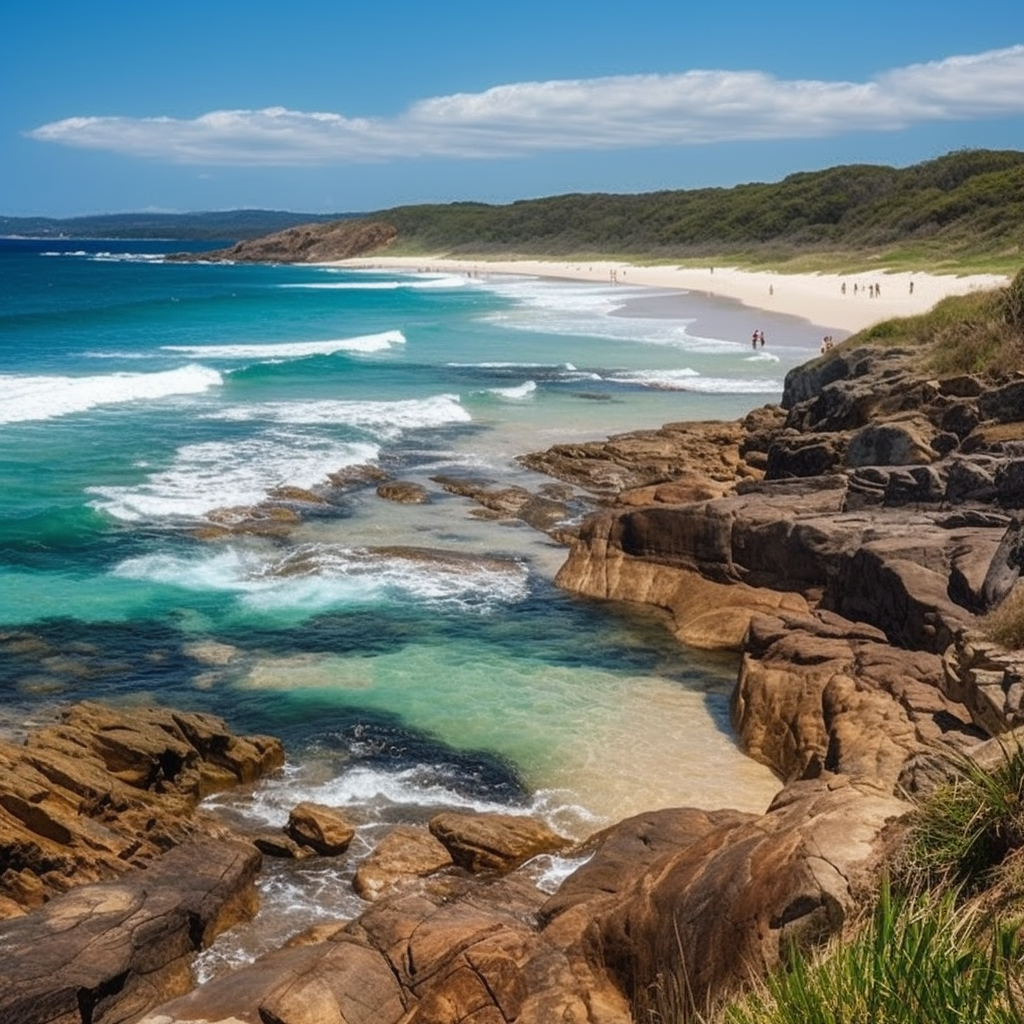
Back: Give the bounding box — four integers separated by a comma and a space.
1, 238, 831, 963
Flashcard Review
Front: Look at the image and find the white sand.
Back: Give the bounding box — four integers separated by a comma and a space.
330, 256, 1010, 334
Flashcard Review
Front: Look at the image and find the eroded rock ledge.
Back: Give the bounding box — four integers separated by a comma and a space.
0, 702, 283, 917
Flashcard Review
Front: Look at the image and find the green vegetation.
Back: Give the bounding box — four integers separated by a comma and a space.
848, 266, 1024, 375
895, 743, 1024, 897
716, 885, 1021, 1024
0, 209, 357, 241
367, 150, 1024, 274
6, 150, 1022, 273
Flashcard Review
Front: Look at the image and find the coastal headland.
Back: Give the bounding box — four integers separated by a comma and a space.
1, 247, 1021, 1022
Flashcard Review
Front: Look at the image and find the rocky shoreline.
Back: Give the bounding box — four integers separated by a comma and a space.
2, 337, 1022, 1023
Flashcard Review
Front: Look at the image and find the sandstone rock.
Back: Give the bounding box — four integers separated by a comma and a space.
429, 812, 571, 873
545, 779, 908, 1018
0, 837, 260, 1024
327, 463, 390, 489
0, 702, 283, 915
267, 485, 330, 504
940, 398, 981, 438
286, 802, 356, 856
996, 458, 1024, 506
942, 629, 1024, 735
845, 416, 939, 467
430, 473, 580, 536
252, 831, 312, 859
519, 420, 750, 498
766, 433, 846, 478
733, 610, 981, 791
978, 379, 1024, 424
259, 939, 407, 1024
171, 219, 398, 264
353, 824, 453, 901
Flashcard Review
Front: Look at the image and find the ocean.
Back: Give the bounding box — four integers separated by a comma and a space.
0, 237, 829, 970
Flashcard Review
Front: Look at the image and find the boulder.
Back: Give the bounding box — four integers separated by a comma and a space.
941, 629, 1024, 735
429, 812, 571, 873
845, 416, 938, 467
733, 610, 982, 792
376, 480, 430, 503
577, 778, 908, 1016
286, 802, 357, 856
0, 702, 283, 915
978, 379, 1024, 424
353, 825, 453, 901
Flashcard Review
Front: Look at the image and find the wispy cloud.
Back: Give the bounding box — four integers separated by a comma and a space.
28, 46, 1024, 166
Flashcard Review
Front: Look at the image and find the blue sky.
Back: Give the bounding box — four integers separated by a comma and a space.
2, 0, 1022, 217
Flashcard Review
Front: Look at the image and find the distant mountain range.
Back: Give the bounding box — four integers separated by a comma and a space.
0, 209, 358, 241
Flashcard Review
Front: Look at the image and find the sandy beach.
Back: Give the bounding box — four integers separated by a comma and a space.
332, 256, 1010, 335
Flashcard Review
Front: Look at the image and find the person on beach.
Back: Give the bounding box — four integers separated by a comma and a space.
758, 330, 765, 347
752, 330, 759, 349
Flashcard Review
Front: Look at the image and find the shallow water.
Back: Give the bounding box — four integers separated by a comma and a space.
0, 238, 830, 968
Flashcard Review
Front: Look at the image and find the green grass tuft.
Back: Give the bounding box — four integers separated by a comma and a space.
715, 884, 1022, 1024
896, 742, 1024, 896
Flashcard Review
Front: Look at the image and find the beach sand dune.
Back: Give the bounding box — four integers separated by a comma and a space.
332, 256, 1010, 335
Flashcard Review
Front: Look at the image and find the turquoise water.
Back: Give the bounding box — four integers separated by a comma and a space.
1, 236, 833, 962
0, 236, 835, 817
2, 238, 842, 950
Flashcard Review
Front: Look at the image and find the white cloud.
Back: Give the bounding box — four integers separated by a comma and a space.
28, 46, 1024, 166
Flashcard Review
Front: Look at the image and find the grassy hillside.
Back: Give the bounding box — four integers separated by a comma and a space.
370, 149, 1024, 273
10, 150, 1021, 272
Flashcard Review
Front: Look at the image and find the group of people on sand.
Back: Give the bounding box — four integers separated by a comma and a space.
840, 281, 892, 298
751, 329, 766, 349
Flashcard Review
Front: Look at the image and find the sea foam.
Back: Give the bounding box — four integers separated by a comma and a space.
89, 436, 379, 521
112, 542, 529, 614
162, 330, 406, 360
482, 381, 538, 400
608, 369, 782, 393
0, 365, 223, 424
207, 393, 471, 439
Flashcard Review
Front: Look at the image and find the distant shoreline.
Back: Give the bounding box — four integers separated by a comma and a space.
329, 256, 1010, 334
